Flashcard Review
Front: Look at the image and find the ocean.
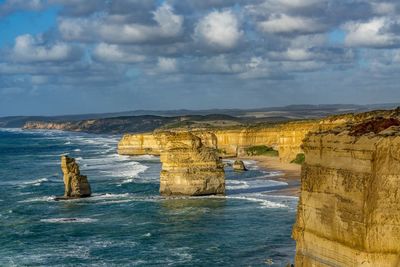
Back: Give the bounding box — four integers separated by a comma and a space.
0, 128, 297, 266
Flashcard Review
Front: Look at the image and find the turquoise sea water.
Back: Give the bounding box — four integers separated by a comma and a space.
0, 128, 297, 266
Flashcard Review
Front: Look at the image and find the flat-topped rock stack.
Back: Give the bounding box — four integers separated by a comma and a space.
60, 155, 91, 199
158, 131, 225, 196
293, 115, 400, 266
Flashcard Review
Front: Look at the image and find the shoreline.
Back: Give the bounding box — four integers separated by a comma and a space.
241, 156, 301, 197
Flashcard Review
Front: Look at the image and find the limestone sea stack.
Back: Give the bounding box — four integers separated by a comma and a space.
232, 160, 247, 171
293, 117, 400, 266
159, 132, 225, 196
60, 155, 91, 198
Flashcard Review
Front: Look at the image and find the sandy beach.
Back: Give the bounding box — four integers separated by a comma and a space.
241, 156, 301, 196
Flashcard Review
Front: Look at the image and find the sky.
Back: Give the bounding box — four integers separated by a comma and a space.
0, 0, 400, 116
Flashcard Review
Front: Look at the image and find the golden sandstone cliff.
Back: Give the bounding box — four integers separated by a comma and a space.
293, 112, 400, 266
158, 132, 225, 196
118, 121, 318, 163
118, 110, 399, 163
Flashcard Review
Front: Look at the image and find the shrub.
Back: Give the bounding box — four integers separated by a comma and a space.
245, 145, 279, 157
291, 153, 305, 164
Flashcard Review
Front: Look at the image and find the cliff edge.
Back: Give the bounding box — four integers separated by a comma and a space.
293, 114, 400, 266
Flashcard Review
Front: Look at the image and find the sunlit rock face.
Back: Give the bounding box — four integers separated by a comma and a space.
61, 155, 91, 198
293, 116, 400, 266
118, 133, 161, 156
232, 160, 247, 171
117, 109, 400, 164
117, 122, 318, 163
158, 132, 225, 196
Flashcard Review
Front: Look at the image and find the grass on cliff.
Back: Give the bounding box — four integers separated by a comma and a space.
291, 153, 305, 164
245, 145, 279, 157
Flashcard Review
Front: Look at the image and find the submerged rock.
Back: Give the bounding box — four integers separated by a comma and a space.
60, 155, 91, 198
158, 131, 225, 196
232, 160, 247, 171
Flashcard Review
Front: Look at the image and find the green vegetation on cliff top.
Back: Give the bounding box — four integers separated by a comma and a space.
245, 146, 279, 157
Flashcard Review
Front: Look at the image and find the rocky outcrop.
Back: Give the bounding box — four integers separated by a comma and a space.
158, 132, 225, 196
293, 116, 400, 266
60, 155, 91, 198
232, 160, 247, 171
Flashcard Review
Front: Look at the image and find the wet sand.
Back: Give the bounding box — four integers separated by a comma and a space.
241, 156, 301, 196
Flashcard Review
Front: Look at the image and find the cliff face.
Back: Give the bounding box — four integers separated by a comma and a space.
158, 132, 225, 196
61, 156, 91, 198
118, 109, 400, 163
293, 117, 400, 266
118, 121, 319, 162
118, 133, 161, 155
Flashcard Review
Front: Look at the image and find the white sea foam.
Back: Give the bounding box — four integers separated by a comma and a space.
226, 178, 287, 191
73, 148, 81, 152
22, 178, 49, 187
78, 153, 149, 183
64, 141, 71, 145
40, 217, 98, 223
227, 195, 287, 208
18, 196, 56, 203
226, 180, 250, 190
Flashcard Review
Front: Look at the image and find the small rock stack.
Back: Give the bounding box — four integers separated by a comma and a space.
61, 155, 91, 198
232, 160, 247, 171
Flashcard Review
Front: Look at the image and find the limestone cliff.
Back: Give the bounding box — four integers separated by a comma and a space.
158, 132, 225, 196
293, 116, 400, 266
117, 109, 400, 163
61, 155, 91, 198
118, 121, 319, 163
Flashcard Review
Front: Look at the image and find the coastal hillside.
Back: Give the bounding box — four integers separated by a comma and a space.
2, 103, 398, 129
22, 114, 244, 134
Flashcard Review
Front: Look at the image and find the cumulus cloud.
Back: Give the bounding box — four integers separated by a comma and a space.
93, 43, 146, 63
344, 17, 400, 48
49, 0, 105, 16
258, 0, 325, 11
371, 2, 397, 15
0, 0, 45, 16
194, 10, 243, 50
157, 57, 178, 73
59, 3, 183, 44
258, 14, 324, 34
270, 48, 314, 61
11, 34, 82, 63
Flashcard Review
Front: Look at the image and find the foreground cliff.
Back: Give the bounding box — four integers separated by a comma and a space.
293, 116, 400, 266
158, 132, 225, 196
